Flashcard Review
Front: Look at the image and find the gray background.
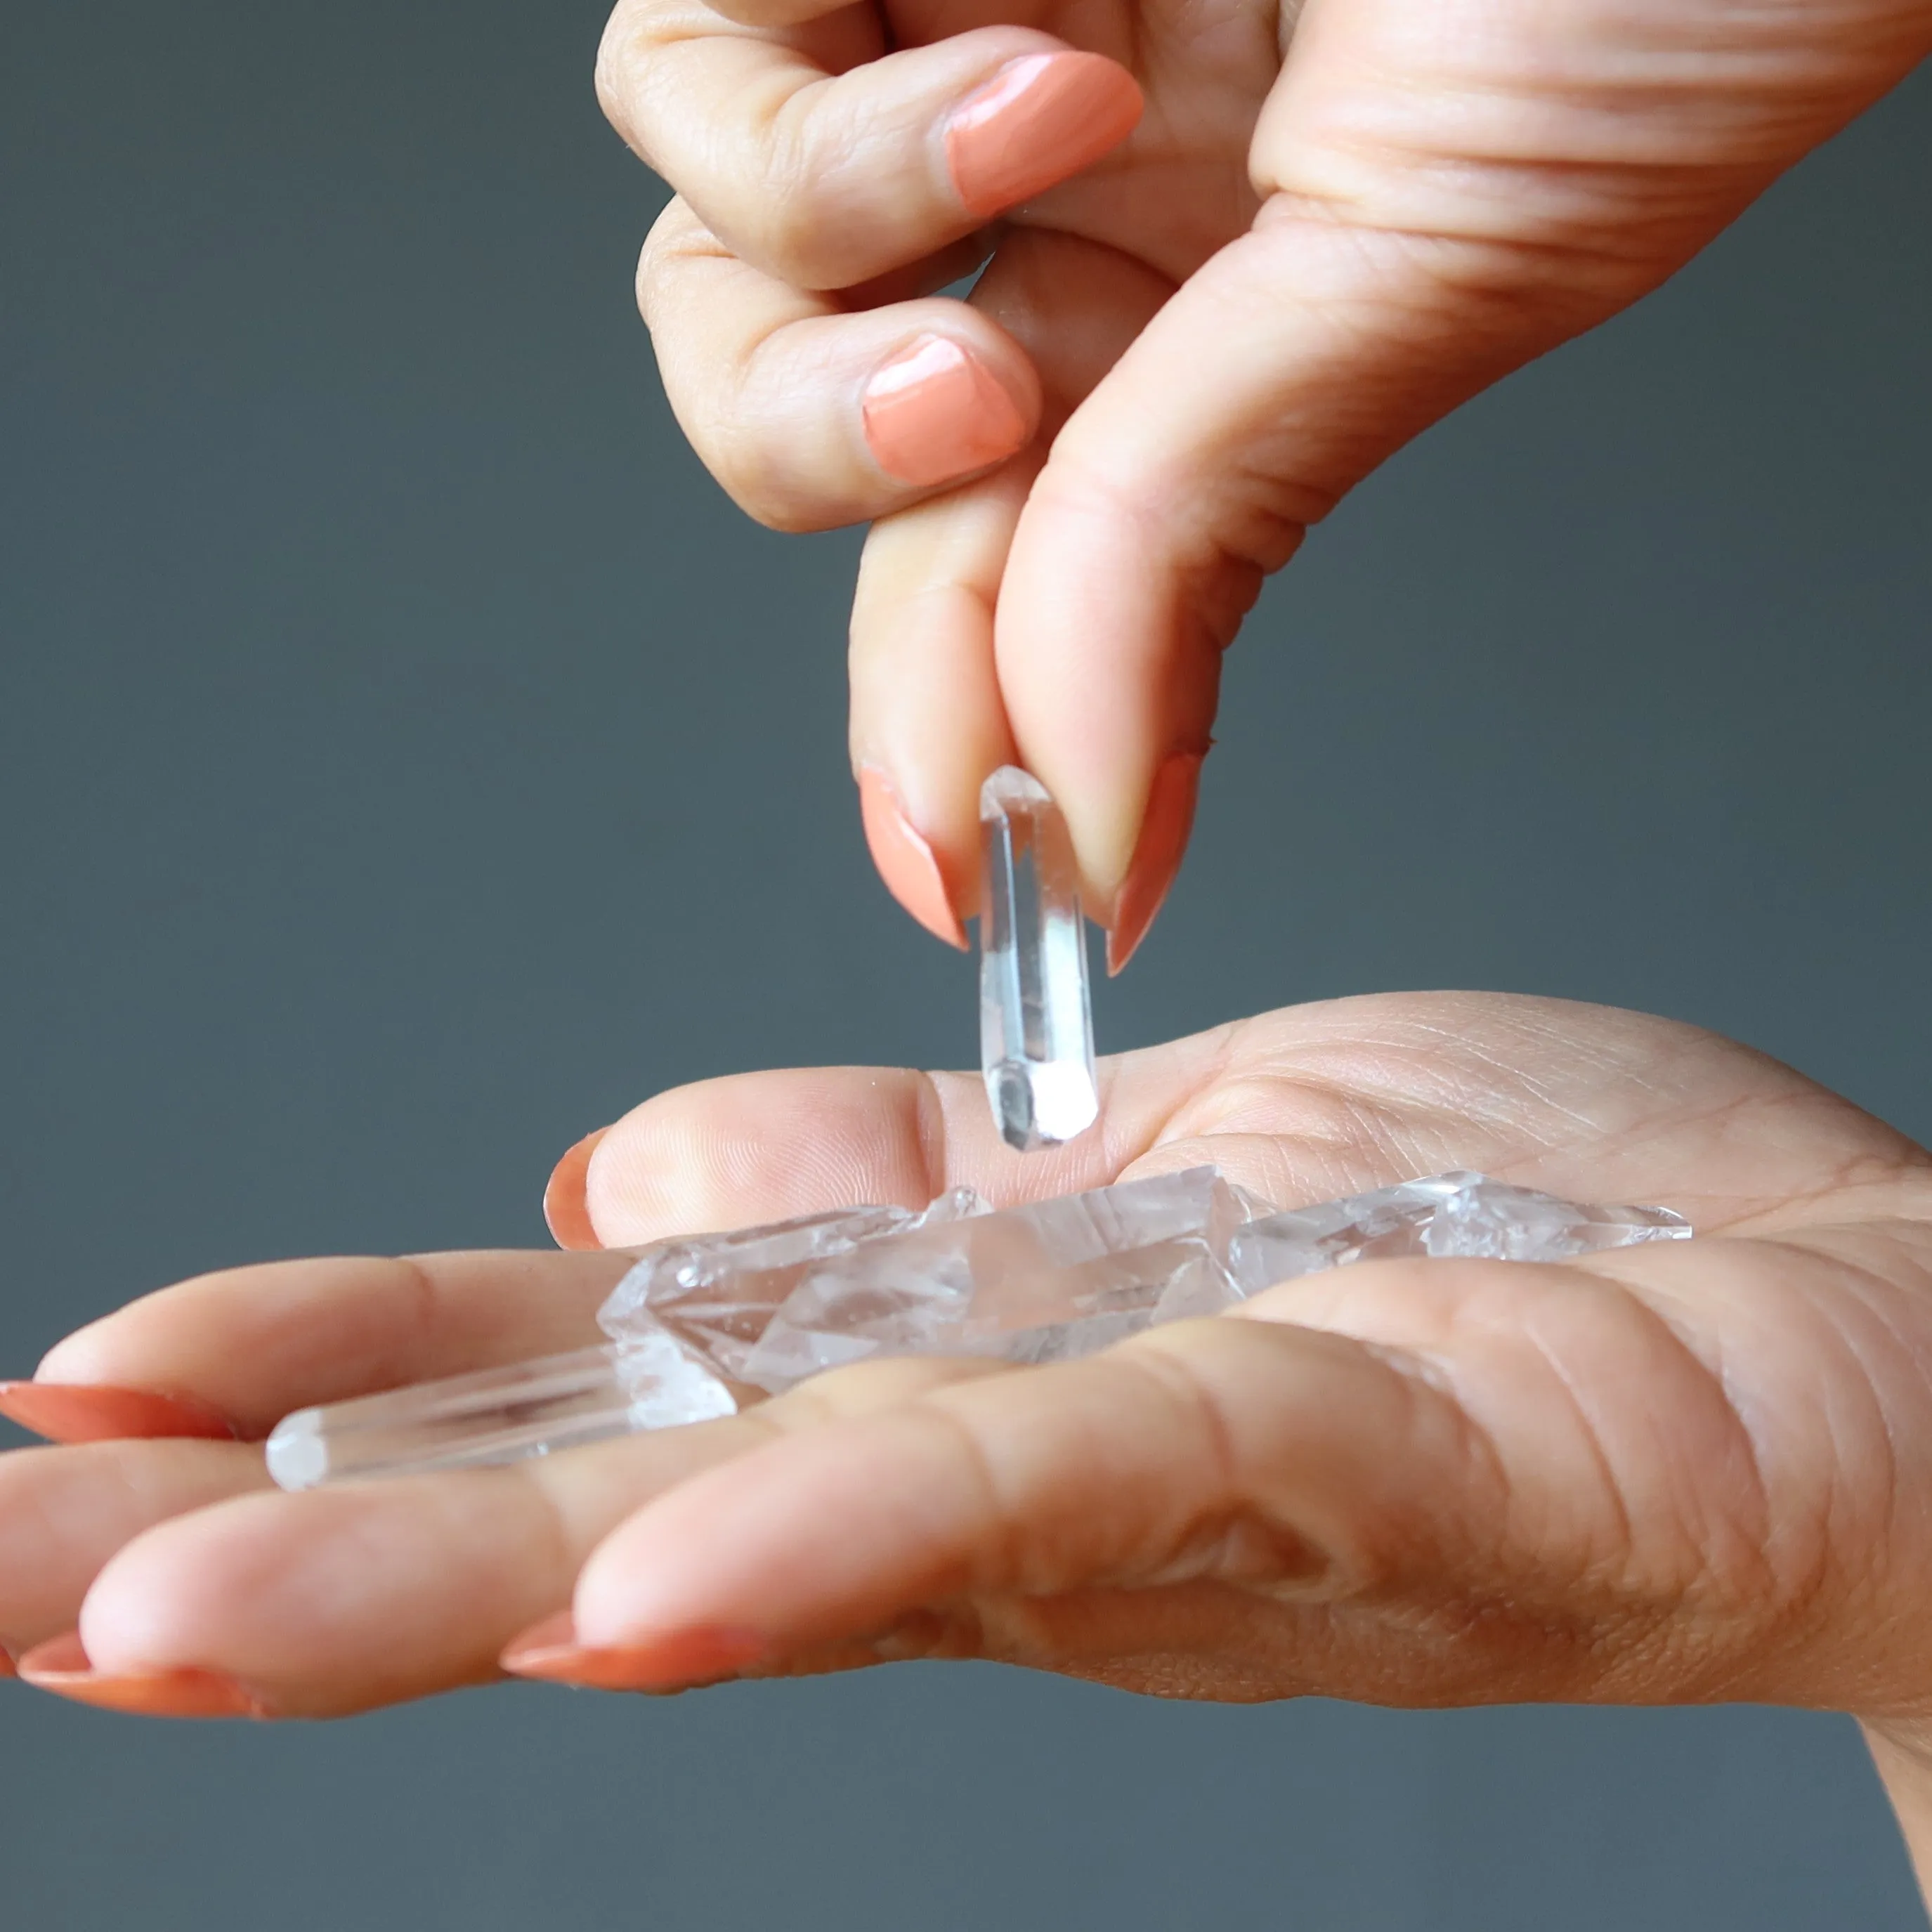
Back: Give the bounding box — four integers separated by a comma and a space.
3, 1, 1928, 1926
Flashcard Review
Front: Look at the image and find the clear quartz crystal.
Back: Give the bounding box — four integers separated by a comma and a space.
740, 1166, 1261, 1389
264, 1328, 735, 1492
596, 1199, 954, 1378
1226, 1171, 1690, 1297
266, 1195, 988, 1491
266, 1169, 1695, 1492
979, 766, 1097, 1153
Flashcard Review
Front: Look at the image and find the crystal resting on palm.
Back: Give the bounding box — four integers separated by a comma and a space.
265, 771, 1691, 1489
266, 1170, 1690, 1489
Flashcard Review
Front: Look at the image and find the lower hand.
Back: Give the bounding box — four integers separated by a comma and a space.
5, 988, 1931, 1804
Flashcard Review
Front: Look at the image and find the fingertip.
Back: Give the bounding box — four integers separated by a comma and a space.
857, 765, 970, 947
0, 1380, 236, 1445
1105, 750, 1206, 974
946, 52, 1144, 220
861, 335, 1034, 490
544, 1129, 611, 1252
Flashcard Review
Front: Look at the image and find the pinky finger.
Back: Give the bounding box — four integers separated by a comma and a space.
641, 199, 1040, 533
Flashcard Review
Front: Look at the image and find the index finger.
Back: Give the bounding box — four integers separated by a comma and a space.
26, 1250, 635, 1442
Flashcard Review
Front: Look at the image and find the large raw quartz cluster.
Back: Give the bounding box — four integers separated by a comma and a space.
266, 1169, 1690, 1490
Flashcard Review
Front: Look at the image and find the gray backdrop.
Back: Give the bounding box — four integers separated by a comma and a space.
4, 3, 1929, 1926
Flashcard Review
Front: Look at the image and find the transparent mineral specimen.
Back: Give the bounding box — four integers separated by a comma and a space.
266, 1169, 1693, 1492
267, 1198, 980, 1492
1226, 1171, 1690, 1296
740, 1166, 1262, 1389
979, 766, 1097, 1153
596, 1196, 982, 1378
264, 1327, 735, 1492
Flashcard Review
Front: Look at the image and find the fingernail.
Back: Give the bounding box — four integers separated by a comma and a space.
861, 334, 1029, 488
0, 1381, 236, 1445
543, 1127, 609, 1252
1107, 751, 1205, 975
0, 1645, 16, 1680
18, 1632, 266, 1718
856, 765, 968, 948
500, 1612, 766, 1691
945, 52, 1143, 220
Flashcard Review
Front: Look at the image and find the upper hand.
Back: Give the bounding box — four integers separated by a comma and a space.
599, 0, 1932, 960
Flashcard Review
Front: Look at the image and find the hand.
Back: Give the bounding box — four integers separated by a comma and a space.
5, 991, 1932, 1821
598, 0, 1932, 960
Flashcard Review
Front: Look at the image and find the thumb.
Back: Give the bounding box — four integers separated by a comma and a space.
996, 0, 1929, 966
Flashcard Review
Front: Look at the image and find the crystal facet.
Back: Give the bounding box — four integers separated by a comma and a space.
979, 766, 1097, 1152
595, 1199, 974, 1378
1227, 1171, 1690, 1296
741, 1166, 1260, 1388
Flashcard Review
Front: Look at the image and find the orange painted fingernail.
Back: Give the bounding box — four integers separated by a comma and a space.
543, 1127, 609, 1252
945, 52, 1143, 220
0, 1645, 16, 1680
856, 766, 968, 948
501, 1612, 766, 1691
0, 1381, 235, 1445
1107, 751, 1205, 975
18, 1632, 266, 1718
861, 335, 1030, 489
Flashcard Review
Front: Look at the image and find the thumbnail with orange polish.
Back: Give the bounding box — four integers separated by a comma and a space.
543, 1126, 609, 1251
0, 1380, 236, 1444
18, 1633, 265, 1719
857, 766, 967, 947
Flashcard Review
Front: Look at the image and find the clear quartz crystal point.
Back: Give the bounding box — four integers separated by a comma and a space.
1227, 1171, 1691, 1297
264, 1329, 735, 1492
979, 766, 1098, 1153
266, 1198, 982, 1492
740, 1166, 1265, 1390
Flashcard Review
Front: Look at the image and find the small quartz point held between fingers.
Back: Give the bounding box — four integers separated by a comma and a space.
1226, 1172, 1692, 1297
979, 766, 1098, 1154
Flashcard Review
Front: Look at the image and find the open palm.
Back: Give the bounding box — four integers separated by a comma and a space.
4, 991, 1930, 1743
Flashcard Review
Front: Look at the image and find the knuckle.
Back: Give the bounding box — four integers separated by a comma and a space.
592, 10, 641, 142
634, 200, 726, 327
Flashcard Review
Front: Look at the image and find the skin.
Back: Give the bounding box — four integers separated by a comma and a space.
7, 991, 1932, 1897
603, 0, 1932, 938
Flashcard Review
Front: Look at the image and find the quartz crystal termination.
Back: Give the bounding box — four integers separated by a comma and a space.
264, 1329, 735, 1492
267, 1170, 1691, 1491
979, 766, 1097, 1153
266, 1199, 972, 1491
1227, 1171, 1691, 1295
